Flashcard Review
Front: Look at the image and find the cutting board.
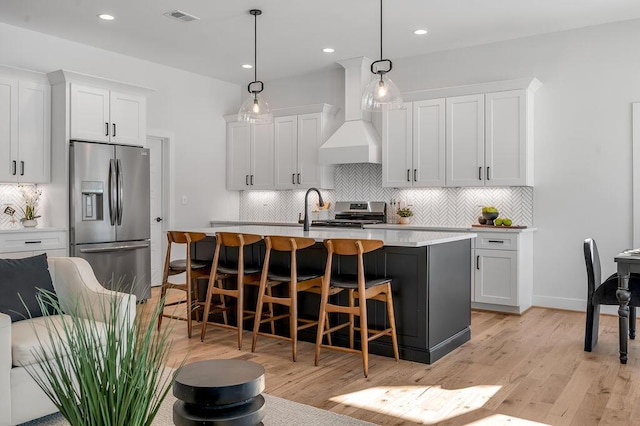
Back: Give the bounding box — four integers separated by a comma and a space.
472, 224, 528, 229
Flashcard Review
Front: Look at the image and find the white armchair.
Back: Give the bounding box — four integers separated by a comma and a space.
0, 257, 136, 426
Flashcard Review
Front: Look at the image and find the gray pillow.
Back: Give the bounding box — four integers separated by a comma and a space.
0, 254, 57, 322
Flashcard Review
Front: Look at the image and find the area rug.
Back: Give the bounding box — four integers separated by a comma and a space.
21, 392, 375, 426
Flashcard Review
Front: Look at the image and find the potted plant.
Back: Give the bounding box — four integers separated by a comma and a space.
26, 289, 181, 426
397, 207, 413, 225
18, 184, 42, 227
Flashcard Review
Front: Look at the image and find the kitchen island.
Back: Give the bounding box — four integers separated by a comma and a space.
189, 225, 476, 364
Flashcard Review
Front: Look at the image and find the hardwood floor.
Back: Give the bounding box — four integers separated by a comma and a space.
149, 288, 640, 425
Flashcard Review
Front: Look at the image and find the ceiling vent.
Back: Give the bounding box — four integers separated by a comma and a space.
163, 10, 200, 23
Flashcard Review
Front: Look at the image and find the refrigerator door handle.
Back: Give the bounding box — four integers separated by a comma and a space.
79, 243, 150, 253
116, 159, 123, 225
108, 159, 117, 226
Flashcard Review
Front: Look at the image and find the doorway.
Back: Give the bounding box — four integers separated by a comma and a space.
148, 134, 171, 287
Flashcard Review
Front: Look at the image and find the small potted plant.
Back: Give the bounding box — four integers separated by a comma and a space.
19, 184, 42, 227
397, 207, 413, 225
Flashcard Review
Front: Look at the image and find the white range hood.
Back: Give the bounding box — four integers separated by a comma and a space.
319, 57, 381, 165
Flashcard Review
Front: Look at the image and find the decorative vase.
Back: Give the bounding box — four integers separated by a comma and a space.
399, 217, 410, 225
21, 219, 38, 228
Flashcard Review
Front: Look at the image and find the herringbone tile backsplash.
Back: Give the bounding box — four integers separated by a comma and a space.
240, 164, 534, 227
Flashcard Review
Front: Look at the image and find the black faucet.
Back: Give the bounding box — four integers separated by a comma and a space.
303, 187, 324, 231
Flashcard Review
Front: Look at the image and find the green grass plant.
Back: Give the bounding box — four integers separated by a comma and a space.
25, 289, 181, 426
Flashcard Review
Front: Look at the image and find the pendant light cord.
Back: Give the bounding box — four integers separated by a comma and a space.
254, 12, 258, 83
380, 0, 383, 61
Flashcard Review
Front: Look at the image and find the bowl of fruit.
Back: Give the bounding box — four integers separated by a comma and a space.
479, 206, 499, 225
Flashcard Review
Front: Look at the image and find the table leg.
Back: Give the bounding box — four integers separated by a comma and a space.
617, 267, 631, 364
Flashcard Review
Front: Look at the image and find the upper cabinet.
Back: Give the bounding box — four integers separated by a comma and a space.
0, 68, 51, 184
446, 90, 532, 187
384, 78, 540, 188
227, 120, 274, 190
274, 108, 335, 190
446, 94, 486, 187
70, 84, 146, 146
226, 104, 337, 191
383, 99, 446, 187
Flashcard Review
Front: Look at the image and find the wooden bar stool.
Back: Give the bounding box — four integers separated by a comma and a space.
251, 235, 330, 361
200, 232, 264, 350
315, 238, 399, 377
158, 231, 210, 338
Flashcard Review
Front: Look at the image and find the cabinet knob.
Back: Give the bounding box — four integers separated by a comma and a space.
20, 161, 24, 176
407, 169, 410, 182
11, 160, 16, 176
113, 123, 117, 137
105, 122, 109, 136
478, 166, 483, 180
155, 217, 163, 223
486, 166, 490, 181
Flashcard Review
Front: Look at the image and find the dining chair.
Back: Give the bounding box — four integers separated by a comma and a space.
251, 235, 329, 361
200, 232, 264, 349
584, 238, 640, 351
315, 238, 399, 377
158, 231, 210, 338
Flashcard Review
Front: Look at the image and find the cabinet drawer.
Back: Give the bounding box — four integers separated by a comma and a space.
475, 232, 518, 250
0, 231, 67, 253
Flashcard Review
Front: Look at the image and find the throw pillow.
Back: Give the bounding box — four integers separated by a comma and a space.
0, 253, 56, 322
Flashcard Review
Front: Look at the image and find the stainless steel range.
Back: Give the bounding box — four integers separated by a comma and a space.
311, 201, 387, 229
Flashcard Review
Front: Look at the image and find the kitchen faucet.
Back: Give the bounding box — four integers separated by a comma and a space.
303, 187, 324, 231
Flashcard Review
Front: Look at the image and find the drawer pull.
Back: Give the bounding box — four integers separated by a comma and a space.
488, 240, 504, 243
25, 241, 42, 244
476, 255, 480, 270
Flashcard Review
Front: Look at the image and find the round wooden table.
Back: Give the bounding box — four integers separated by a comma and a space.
173, 359, 266, 425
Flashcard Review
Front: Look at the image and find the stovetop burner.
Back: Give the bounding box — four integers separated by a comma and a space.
310, 201, 387, 229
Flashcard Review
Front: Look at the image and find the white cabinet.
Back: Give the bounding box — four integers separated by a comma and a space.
274, 109, 334, 190
70, 84, 146, 146
0, 230, 67, 258
485, 90, 531, 186
446, 90, 533, 187
0, 76, 51, 183
446, 94, 485, 187
383, 99, 445, 187
226, 120, 274, 190
472, 231, 533, 314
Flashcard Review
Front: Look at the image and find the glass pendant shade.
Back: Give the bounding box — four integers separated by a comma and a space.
362, 73, 403, 111
238, 94, 272, 124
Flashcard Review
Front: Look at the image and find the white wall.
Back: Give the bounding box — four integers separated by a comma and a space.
263, 18, 640, 311
0, 22, 241, 228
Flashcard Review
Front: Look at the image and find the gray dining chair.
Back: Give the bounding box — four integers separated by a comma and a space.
583, 238, 640, 351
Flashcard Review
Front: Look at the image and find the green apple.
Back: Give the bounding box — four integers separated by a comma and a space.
503, 218, 512, 226
494, 218, 503, 226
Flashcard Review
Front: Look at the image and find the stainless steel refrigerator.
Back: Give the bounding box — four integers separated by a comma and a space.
69, 140, 151, 301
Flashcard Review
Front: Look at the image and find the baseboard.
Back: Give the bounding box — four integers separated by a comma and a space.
532, 295, 586, 312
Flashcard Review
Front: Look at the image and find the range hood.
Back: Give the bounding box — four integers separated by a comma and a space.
319, 57, 381, 164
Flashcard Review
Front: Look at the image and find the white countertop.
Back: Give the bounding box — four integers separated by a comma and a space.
209, 220, 536, 233
191, 225, 475, 248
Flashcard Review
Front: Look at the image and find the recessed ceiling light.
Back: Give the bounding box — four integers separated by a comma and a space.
98, 14, 115, 21
242, 64, 253, 69
322, 48, 335, 53
413, 29, 428, 35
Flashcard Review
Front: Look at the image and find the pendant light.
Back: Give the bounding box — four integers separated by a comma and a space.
361, 0, 403, 111
238, 9, 273, 124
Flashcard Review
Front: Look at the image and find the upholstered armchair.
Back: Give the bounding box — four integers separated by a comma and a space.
0, 257, 136, 426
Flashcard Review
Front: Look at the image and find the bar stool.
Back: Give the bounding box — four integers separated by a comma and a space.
200, 232, 264, 350
251, 235, 331, 361
158, 231, 210, 338
315, 238, 399, 377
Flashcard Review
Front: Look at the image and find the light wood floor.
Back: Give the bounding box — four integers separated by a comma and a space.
150, 288, 640, 425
